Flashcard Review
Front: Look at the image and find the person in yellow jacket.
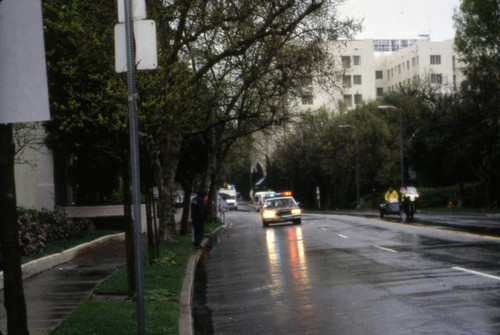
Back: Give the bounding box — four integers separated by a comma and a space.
384, 186, 399, 202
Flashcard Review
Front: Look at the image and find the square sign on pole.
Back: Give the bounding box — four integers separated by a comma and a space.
0, 0, 50, 124
114, 20, 158, 73
117, 0, 147, 22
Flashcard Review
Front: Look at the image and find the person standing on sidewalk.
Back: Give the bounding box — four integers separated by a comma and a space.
191, 188, 207, 249
219, 195, 227, 224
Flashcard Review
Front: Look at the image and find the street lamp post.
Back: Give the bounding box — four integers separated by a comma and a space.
378, 105, 405, 188
338, 125, 361, 209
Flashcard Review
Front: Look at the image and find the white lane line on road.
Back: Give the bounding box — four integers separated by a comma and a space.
452, 267, 500, 281
374, 246, 397, 253
338, 234, 349, 239
321, 227, 327, 231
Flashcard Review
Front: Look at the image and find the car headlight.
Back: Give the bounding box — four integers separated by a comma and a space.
262, 210, 277, 219
291, 208, 301, 215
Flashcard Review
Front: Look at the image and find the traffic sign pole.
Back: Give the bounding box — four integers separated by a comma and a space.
123, 0, 145, 333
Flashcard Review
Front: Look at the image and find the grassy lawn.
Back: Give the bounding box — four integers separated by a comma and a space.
52, 221, 222, 335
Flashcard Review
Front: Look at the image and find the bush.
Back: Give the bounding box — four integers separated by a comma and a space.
18, 213, 47, 256
72, 218, 96, 238
417, 183, 484, 209
16, 207, 95, 256
39, 208, 96, 242
40, 208, 75, 242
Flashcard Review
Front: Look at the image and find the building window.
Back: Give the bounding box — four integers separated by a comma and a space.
412, 57, 416, 67
341, 56, 351, 68
353, 55, 361, 65
431, 73, 442, 83
430, 55, 441, 65
391, 68, 394, 77
376, 87, 384, 96
354, 94, 363, 104
398, 64, 401, 74
343, 75, 352, 88
376, 71, 383, 79
406, 60, 410, 70
353, 75, 362, 85
387, 69, 390, 79
302, 95, 313, 105
343, 94, 352, 107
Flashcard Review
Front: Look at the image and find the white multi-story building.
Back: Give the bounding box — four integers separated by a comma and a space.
299, 38, 464, 111
250, 38, 465, 183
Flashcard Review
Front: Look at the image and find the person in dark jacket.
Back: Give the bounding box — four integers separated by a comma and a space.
191, 188, 207, 249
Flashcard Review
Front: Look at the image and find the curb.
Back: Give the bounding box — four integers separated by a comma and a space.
178, 225, 226, 335
0, 233, 125, 290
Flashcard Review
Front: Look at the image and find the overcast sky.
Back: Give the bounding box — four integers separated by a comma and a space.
338, 0, 461, 41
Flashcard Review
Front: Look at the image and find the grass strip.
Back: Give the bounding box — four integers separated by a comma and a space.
51, 300, 178, 335
53, 221, 221, 334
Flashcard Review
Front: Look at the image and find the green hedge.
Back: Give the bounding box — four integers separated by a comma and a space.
417, 183, 484, 208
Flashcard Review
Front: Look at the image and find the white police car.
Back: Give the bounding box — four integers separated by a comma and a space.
261, 191, 302, 227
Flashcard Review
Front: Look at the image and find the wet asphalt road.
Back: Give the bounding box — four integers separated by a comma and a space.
194, 210, 500, 335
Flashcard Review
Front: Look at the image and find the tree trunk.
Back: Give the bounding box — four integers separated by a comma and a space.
0, 124, 29, 335
158, 181, 177, 242
179, 178, 193, 236
157, 145, 180, 242
145, 190, 157, 264
208, 173, 219, 222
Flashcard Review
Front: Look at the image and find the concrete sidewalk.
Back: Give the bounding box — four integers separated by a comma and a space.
0, 208, 213, 335
0, 233, 126, 335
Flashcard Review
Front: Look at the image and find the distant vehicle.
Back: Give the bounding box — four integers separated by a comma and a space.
379, 186, 419, 220
174, 191, 184, 208
261, 191, 302, 227
218, 185, 238, 211
253, 190, 275, 212
402, 186, 419, 219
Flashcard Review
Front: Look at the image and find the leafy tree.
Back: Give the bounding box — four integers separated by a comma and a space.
41, 0, 359, 240
43, 0, 127, 205
340, 103, 394, 206
454, 0, 500, 206
143, 0, 359, 236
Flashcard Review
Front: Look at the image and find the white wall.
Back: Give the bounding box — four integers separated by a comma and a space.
14, 126, 55, 210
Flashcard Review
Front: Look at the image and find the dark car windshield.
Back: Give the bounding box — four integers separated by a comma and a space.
220, 193, 235, 200
264, 197, 297, 208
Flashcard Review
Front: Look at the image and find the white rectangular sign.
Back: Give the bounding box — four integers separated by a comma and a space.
114, 20, 158, 73
0, 0, 50, 124
116, 0, 147, 23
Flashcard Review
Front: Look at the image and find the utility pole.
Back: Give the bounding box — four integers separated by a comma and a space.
114, 0, 157, 333
123, 0, 145, 332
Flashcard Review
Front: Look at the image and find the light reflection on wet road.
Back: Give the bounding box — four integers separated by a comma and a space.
194, 211, 500, 335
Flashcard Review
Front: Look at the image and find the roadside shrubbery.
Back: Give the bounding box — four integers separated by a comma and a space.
17, 208, 95, 256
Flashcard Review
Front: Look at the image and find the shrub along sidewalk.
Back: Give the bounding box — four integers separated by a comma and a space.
52, 222, 221, 335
